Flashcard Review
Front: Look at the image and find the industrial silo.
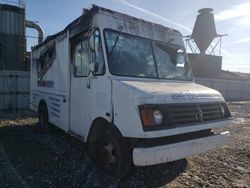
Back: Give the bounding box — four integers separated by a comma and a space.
0, 3, 27, 71
185, 8, 226, 79
0, 2, 44, 112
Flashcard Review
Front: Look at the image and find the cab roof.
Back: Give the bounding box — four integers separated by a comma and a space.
34, 5, 181, 49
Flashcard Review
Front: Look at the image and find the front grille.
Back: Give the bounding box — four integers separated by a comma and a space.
140, 102, 231, 131
169, 103, 225, 125
200, 103, 225, 121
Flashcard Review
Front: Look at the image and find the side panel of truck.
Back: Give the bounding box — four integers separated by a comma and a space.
31, 21, 113, 139
30, 32, 71, 132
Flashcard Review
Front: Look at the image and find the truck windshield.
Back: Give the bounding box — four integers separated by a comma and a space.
104, 30, 193, 81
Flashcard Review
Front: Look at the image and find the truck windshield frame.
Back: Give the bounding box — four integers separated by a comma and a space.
104, 29, 193, 81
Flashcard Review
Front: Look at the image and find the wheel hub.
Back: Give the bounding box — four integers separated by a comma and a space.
102, 143, 116, 170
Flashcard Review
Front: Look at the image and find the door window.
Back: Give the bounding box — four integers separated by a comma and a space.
92, 30, 105, 76
73, 39, 89, 77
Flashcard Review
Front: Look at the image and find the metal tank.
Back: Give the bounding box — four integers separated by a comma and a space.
0, 3, 26, 71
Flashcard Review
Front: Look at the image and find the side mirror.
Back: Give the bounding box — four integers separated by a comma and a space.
88, 62, 99, 73
176, 49, 185, 68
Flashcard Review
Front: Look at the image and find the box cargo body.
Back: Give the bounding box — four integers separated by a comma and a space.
30, 5, 232, 178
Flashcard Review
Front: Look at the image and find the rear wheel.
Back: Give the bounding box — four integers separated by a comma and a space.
38, 104, 51, 133
97, 127, 132, 179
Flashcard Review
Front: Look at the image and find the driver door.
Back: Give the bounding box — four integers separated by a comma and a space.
70, 34, 91, 137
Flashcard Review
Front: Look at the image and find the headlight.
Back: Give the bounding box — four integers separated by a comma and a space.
139, 106, 163, 128
153, 110, 163, 125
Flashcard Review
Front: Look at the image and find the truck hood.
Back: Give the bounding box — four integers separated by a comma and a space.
115, 80, 224, 104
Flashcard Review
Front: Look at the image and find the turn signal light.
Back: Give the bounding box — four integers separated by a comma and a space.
139, 108, 155, 127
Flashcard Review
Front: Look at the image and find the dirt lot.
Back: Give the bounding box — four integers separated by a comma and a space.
0, 102, 249, 188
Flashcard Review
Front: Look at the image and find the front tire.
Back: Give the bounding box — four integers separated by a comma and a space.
97, 127, 132, 179
38, 104, 51, 133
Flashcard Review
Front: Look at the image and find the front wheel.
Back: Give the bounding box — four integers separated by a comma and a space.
97, 127, 132, 179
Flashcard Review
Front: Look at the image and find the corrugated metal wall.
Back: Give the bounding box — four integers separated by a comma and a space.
195, 77, 250, 101
0, 71, 29, 112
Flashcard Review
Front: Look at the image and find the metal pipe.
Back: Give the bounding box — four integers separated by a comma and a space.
25, 20, 44, 44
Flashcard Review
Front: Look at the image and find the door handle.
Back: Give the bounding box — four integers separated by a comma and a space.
87, 75, 97, 89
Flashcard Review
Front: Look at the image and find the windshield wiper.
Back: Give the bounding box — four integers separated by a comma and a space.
108, 27, 123, 58
108, 34, 120, 57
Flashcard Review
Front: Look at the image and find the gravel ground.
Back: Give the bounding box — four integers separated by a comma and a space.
0, 102, 249, 188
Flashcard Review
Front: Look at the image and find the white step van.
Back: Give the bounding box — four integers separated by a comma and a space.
30, 5, 233, 178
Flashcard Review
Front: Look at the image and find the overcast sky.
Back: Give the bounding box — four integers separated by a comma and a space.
2, 0, 249, 73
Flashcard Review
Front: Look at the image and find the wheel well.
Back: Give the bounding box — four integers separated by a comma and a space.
87, 118, 122, 144
38, 99, 47, 112
87, 118, 108, 144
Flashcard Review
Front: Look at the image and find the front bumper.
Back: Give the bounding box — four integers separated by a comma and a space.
133, 131, 230, 166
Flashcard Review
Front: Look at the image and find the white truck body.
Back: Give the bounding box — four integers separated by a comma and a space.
30, 6, 232, 168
